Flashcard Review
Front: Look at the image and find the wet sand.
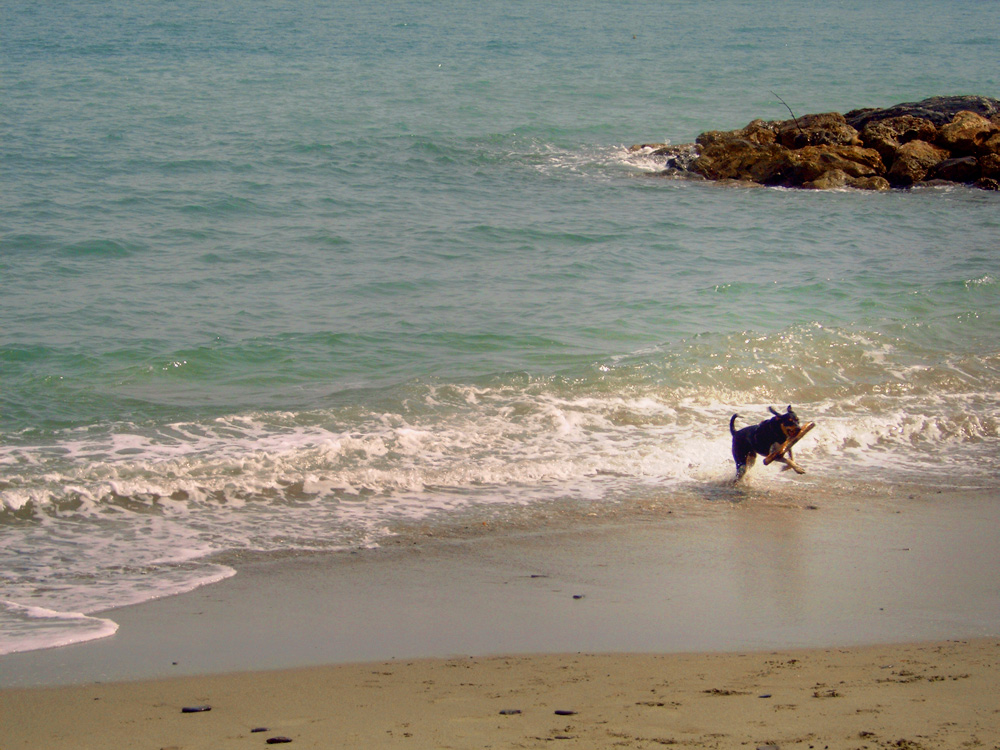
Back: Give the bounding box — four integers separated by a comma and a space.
2, 487, 999, 747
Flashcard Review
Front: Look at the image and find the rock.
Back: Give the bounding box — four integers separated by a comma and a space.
804, 169, 889, 191
849, 175, 891, 191
741, 119, 781, 145
975, 177, 1000, 190
658, 144, 700, 172
887, 140, 950, 186
983, 132, 1000, 156
937, 111, 998, 156
691, 137, 788, 183
697, 119, 777, 148
803, 169, 850, 190
693, 136, 883, 188
927, 156, 980, 183
845, 95, 1000, 130
628, 143, 701, 173
776, 112, 861, 149
181, 705, 211, 713
266, 738, 293, 745
792, 145, 883, 181
860, 116, 938, 166
980, 152, 1000, 180
641, 95, 1000, 190
628, 142, 667, 152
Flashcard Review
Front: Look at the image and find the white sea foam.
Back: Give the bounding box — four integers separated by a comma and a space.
0, 601, 119, 656
4, 383, 994, 522
966, 275, 995, 288
4, 338, 999, 656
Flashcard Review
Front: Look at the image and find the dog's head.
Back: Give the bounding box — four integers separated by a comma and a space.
769, 405, 801, 438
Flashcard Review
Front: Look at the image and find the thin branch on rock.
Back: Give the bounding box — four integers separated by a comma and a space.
771, 91, 804, 134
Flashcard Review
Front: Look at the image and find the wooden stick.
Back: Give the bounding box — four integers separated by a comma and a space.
763, 421, 815, 465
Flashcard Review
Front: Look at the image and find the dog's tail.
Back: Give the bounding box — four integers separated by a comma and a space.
729, 414, 739, 435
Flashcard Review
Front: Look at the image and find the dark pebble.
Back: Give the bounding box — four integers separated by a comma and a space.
181, 705, 211, 713
572, 594, 585, 600
499, 709, 522, 715
266, 738, 293, 745
251, 727, 268, 732
554, 709, 577, 715
758, 693, 772, 698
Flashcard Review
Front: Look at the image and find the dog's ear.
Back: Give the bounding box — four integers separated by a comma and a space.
769, 406, 780, 416
786, 405, 793, 413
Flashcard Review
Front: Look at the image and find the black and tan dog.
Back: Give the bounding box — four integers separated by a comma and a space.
729, 405, 805, 482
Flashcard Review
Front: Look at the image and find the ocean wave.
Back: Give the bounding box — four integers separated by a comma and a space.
0, 601, 119, 656
966, 274, 995, 288
60, 238, 144, 258
3, 326, 997, 520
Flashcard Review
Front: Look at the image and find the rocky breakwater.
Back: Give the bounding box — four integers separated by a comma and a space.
633, 95, 1000, 190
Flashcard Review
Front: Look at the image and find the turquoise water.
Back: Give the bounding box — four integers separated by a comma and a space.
2, 0, 999, 654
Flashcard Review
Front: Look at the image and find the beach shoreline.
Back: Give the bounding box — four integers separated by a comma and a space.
2, 485, 999, 687
2, 485, 999, 747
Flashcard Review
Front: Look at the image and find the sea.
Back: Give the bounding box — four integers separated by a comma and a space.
2, 0, 998, 657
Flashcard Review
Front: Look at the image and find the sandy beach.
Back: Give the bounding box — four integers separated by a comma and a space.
3, 640, 999, 749
2, 486, 999, 748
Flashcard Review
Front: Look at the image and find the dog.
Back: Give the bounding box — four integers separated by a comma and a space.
729, 405, 805, 483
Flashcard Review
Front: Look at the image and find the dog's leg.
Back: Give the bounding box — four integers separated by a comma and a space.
783, 457, 806, 474
764, 441, 802, 474
786, 446, 806, 474
734, 452, 755, 483
776, 447, 806, 474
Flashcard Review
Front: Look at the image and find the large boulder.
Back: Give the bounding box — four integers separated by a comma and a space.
927, 156, 981, 183
849, 175, 892, 191
860, 116, 938, 166
845, 95, 1000, 130
887, 140, 950, 185
980, 152, 1000, 180
781, 145, 883, 185
937, 111, 999, 156
696, 119, 778, 148
775, 112, 861, 149
802, 169, 890, 191
984, 132, 1000, 156
691, 137, 789, 183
